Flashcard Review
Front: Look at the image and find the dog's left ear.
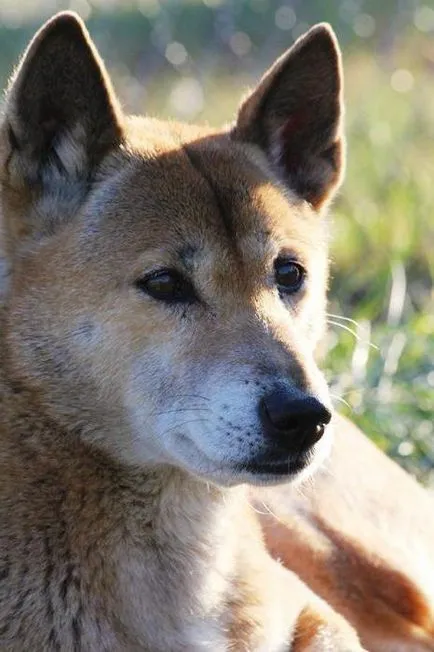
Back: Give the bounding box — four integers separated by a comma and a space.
233, 24, 344, 211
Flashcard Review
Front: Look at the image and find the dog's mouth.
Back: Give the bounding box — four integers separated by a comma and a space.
221, 423, 332, 486
170, 420, 332, 487
236, 444, 316, 478
238, 456, 309, 477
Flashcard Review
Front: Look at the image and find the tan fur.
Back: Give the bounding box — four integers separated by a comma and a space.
0, 10, 426, 652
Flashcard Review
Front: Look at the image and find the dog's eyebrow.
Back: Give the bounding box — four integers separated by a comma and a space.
182, 144, 236, 245
178, 245, 198, 270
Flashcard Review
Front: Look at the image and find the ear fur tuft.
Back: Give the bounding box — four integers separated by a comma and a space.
3, 11, 123, 189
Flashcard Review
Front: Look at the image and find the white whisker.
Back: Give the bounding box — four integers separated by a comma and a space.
329, 393, 352, 410
326, 319, 379, 351
162, 418, 209, 437
248, 497, 286, 525
326, 312, 362, 328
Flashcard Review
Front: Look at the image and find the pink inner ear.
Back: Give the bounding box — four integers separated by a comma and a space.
274, 107, 340, 208
276, 110, 310, 173
280, 110, 309, 143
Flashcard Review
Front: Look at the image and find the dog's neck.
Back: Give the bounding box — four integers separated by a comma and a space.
111, 470, 248, 650
0, 375, 263, 649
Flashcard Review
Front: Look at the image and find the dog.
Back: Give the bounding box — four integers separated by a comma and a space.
0, 11, 429, 651
0, 11, 363, 650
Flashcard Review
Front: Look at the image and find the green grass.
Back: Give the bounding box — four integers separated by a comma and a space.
325, 48, 434, 484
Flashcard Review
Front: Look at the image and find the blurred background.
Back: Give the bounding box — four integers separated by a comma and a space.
0, 0, 433, 483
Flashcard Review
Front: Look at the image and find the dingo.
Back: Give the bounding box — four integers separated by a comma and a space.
0, 12, 431, 652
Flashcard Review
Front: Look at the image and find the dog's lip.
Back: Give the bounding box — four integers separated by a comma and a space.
236, 450, 312, 477
173, 431, 321, 483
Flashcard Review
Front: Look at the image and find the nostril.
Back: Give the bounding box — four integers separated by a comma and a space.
312, 422, 325, 443
318, 406, 332, 425
262, 401, 300, 433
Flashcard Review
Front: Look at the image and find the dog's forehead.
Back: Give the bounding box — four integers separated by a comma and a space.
83, 123, 318, 269
123, 135, 283, 233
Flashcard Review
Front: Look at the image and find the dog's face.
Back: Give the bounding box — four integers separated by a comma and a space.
0, 13, 344, 486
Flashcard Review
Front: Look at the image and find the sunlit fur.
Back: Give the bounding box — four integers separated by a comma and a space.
3, 10, 428, 652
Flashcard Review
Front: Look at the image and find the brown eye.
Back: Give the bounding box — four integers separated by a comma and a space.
274, 258, 306, 294
136, 269, 196, 304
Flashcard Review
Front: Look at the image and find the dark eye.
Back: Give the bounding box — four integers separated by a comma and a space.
136, 269, 196, 303
274, 258, 306, 294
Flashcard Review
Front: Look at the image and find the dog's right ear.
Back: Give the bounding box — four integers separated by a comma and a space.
233, 24, 343, 212
1, 11, 123, 237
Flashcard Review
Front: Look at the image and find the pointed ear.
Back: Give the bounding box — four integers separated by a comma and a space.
2, 11, 123, 193
233, 24, 344, 211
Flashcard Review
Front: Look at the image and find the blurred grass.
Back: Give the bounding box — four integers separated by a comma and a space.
325, 45, 434, 485
0, 1, 432, 483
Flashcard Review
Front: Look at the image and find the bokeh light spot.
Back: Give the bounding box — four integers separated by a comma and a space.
229, 32, 251, 57
414, 5, 434, 32
275, 6, 296, 31
169, 77, 204, 118
390, 69, 414, 93
165, 42, 188, 66
353, 13, 375, 38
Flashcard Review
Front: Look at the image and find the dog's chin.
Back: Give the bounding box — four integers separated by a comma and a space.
170, 430, 332, 488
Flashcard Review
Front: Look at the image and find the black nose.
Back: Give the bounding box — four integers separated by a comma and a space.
259, 389, 331, 452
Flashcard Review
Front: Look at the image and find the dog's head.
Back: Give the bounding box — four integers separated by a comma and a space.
0, 13, 344, 486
